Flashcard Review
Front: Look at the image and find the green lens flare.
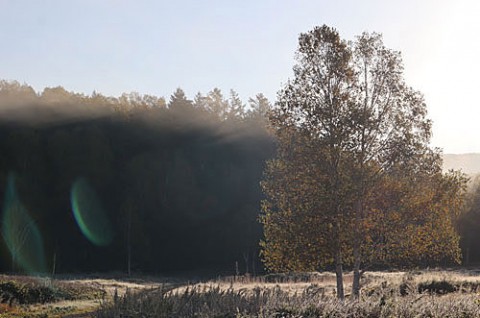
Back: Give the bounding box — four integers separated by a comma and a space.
71, 177, 113, 246
1, 172, 47, 274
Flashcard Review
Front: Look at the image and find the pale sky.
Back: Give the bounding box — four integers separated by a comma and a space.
0, 0, 479, 153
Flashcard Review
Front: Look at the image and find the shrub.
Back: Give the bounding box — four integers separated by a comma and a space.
0, 277, 103, 306
418, 280, 457, 295
0, 281, 55, 305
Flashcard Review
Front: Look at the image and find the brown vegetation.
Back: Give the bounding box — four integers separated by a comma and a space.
0, 274, 161, 317
98, 270, 480, 317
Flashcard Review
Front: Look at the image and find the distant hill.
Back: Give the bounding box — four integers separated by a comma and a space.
443, 153, 480, 177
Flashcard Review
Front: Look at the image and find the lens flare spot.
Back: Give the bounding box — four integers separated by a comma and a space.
1, 172, 47, 274
71, 177, 113, 246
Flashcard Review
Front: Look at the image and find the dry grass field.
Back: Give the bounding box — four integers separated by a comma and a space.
0, 274, 162, 317
98, 269, 480, 317
3, 270, 480, 317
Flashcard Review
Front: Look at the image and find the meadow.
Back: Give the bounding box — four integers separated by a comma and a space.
95, 269, 480, 318
3, 270, 480, 317
0, 274, 161, 317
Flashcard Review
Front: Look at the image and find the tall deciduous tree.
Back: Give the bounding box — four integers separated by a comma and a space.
261, 25, 466, 299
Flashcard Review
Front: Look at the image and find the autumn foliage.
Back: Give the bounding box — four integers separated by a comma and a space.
260, 25, 467, 298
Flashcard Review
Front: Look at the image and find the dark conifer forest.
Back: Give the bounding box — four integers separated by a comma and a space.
1, 79, 480, 277
0, 81, 274, 274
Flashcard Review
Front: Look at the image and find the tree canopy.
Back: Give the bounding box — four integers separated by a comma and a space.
261, 25, 467, 299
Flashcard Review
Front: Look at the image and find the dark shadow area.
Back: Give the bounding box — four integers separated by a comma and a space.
0, 81, 275, 275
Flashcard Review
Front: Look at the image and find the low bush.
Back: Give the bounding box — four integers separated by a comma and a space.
0, 277, 104, 306
418, 279, 457, 295
0, 281, 54, 305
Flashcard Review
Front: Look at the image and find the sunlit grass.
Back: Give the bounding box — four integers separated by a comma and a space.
0, 274, 162, 318
97, 270, 480, 317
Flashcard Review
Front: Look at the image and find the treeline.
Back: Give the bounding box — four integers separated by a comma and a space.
1, 77, 480, 276
0, 80, 274, 274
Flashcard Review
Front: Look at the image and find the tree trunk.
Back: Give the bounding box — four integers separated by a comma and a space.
235, 261, 239, 277
335, 249, 345, 300
127, 247, 131, 276
352, 197, 364, 298
243, 251, 250, 275
126, 204, 132, 276
52, 252, 56, 276
465, 247, 470, 266
352, 249, 361, 298
252, 251, 257, 276
127, 224, 132, 276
